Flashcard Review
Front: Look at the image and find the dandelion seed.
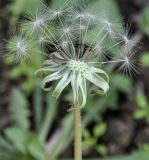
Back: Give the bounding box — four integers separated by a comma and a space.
38, 36, 45, 44
6, 35, 30, 62
118, 53, 140, 76
23, 6, 49, 34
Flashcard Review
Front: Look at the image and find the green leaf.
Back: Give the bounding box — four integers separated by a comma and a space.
28, 139, 46, 160
96, 144, 108, 155
83, 138, 96, 151
140, 53, 149, 66
136, 92, 148, 108
5, 50, 43, 93
139, 143, 149, 153
90, 0, 121, 20
51, 0, 71, 8
49, 114, 74, 158
137, 5, 149, 35
7, 0, 43, 24
93, 122, 107, 138
5, 126, 28, 153
10, 89, 30, 129
111, 74, 132, 93
0, 137, 14, 152
39, 93, 58, 141
83, 129, 91, 139
134, 110, 147, 119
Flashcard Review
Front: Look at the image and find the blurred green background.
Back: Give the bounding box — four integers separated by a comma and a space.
0, 0, 149, 159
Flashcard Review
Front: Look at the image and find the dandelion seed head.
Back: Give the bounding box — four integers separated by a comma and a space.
23, 7, 49, 34
15, 42, 28, 57
116, 52, 140, 76
7, 1, 140, 106
6, 35, 30, 62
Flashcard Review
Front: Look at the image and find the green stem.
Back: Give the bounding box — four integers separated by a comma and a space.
73, 102, 82, 160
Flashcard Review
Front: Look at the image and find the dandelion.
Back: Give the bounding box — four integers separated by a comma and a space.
6, 35, 31, 62
6, 1, 140, 160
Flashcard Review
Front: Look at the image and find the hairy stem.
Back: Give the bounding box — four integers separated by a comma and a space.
73, 102, 82, 160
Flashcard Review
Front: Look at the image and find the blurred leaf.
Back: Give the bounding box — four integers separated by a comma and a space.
83, 138, 96, 151
139, 143, 149, 153
39, 93, 58, 142
10, 88, 30, 129
50, 114, 74, 158
136, 93, 148, 108
137, 5, 149, 35
51, 0, 71, 8
28, 140, 46, 160
111, 74, 132, 93
83, 129, 91, 139
96, 144, 108, 155
7, 0, 43, 24
0, 137, 14, 152
5, 126, 28, 153
5, 51, 43, 93
63, 152, 149, 160
134, 110, 147, 119
140, 53, 149, 66
2, 126, 50, 160
93, 122, 107, 138
89, 0, 121, 20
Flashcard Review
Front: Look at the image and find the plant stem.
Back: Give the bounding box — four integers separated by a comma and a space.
73, 102, 82, 160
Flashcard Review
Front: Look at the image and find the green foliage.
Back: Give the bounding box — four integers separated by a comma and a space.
134, 91, 149, 122
5, 52, 43, 93
50, 114, 74, 158
137, 5, 149, 35
0, 126, 50, 160
10, 88, 30, 129
91, 0, 120, 16
0, 88, 59, 160
93, 122, 107, 138
39, 92, 58, 141
139, 143, 149, 153
140, 52, 149, 67
7, 0, 43, 24
83, 122, 107, 155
